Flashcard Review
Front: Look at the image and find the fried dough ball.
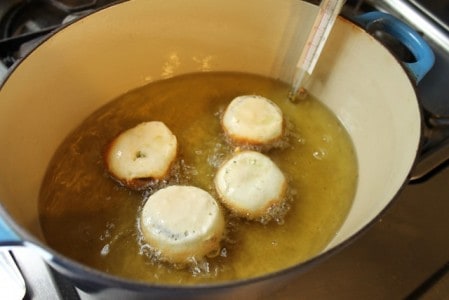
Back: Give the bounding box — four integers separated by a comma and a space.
222, 95, 284, 147
140, 185, 225, 264
214, 150, 287, 220
105, 121, 177, 190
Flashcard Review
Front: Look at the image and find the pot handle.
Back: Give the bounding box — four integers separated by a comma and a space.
354, 11, 435, 83
0, 215, 21, 246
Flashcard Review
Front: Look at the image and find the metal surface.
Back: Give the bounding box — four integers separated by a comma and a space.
10, 247, 62, 300
0, 249, 25, 300
275, 165, 449, 299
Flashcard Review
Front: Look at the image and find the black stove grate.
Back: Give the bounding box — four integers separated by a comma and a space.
0, 0, 119, 68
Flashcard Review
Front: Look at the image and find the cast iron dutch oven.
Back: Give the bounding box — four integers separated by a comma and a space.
0, 0, 440, 298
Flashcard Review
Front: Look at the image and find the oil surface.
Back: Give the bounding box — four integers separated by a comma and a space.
39, 72, 358, 285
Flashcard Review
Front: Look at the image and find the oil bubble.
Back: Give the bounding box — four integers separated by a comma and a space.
220, 247, 228, 257
321, 134, 332, 143
312, 148, 327, 160
100, 244, 110, 256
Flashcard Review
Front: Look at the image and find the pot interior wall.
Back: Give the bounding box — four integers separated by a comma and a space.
310, 18, 420, 248
0, 0, 420, 258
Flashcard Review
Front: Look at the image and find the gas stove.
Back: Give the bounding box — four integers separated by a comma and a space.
0, 0, 119, 78
1, 0, 449, 299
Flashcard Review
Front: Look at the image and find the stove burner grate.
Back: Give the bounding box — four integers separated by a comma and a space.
0, 0, 119, 69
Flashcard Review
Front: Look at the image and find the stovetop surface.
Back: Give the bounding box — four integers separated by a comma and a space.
412, 0, 449, 27
277, 166, 449, 299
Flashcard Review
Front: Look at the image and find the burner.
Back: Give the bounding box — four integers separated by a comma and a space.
0, 1, 65, 39
51, 0, 98, 11
0, 0, 119, 69
50, 0, 119, 12
0, 1, 64, 68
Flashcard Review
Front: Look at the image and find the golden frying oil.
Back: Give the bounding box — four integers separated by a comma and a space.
39, 72, 358, 285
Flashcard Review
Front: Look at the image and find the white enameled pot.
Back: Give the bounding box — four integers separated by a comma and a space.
0, 0, 435, 298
